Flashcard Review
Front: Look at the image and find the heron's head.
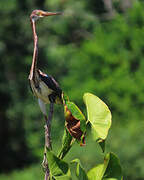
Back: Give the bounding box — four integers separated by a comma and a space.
30, 10, 62, 22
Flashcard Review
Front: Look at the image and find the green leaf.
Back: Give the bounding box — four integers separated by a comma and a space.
87, 164, 105, 180
103, 153, 123, 180
58, 128, 73, 159
54, 175, 72, 180
83, 93, 112, 141
66, 101, 86, 132
46, 148, 71, 179
103, 179, 118, 180
98, 139, 105, 153
64, 101, 86, 145
62, 93, 69, 104
87, 153, 123, 180
72, 159, 88, 180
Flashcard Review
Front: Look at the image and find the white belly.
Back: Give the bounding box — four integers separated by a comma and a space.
30, 80, 53, 104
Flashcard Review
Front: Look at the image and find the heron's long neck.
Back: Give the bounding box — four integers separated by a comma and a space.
29, 19, 38, 80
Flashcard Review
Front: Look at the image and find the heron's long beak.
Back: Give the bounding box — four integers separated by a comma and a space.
41, 11, 62, 17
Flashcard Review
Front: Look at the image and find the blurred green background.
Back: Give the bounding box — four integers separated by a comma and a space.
0, 0, 144, 179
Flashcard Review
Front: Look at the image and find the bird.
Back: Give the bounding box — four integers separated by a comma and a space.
28, 10, 63, 148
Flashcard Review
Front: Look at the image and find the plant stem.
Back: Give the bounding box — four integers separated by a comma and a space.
43, 103, 54, 180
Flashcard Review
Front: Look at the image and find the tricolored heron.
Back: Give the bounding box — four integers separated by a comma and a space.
28, 10, 63, 149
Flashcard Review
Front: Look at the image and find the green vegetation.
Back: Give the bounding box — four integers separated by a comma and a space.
37, 92, 120, 179
0, 165, 43, 180
0, 0, 144, 180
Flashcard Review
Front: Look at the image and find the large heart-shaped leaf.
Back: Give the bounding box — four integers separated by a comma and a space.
83, 93, 112, 141
87, 153, 123, 180
46, 148, 71, 179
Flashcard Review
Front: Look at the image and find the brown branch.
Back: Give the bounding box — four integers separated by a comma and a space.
43, 103, 54, 180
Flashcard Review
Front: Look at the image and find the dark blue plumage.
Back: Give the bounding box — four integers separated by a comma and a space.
37, 70, 62, 103
38, 70, 62, 97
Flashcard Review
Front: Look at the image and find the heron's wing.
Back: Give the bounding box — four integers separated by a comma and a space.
38, 98, 47, 115
38, 70, 62, 97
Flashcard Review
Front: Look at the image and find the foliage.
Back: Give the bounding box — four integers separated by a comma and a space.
83, 93, 111, 141
87, 153, 123, 180
0, 0, 144, 180
40, 92, 120, 180
46, 148, 71, 179
60, 2, 144, 179
58, 128, 73, 160
0, 165, 43, 180
63, 97, 86, 146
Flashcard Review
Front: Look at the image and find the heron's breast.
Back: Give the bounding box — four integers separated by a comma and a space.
39, 81, 53, 96
30, 80, 52, 104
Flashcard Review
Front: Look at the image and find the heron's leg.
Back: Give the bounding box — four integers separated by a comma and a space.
47, 102, 54, 128
38, 98, 54, 149
38, 98, 47, 116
